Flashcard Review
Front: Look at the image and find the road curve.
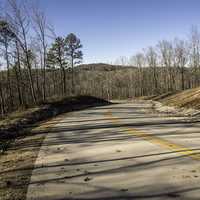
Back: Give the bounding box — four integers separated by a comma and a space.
26, 101, 200, 200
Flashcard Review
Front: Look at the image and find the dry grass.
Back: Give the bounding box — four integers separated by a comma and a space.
0, 133, 45, 200
159, 87, 200, 109
0, 107, 40, 127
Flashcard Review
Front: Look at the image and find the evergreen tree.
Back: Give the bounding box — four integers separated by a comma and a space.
65, 33, 83, 94
48, 37, 68, 95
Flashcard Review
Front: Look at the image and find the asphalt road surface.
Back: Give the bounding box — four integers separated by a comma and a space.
26, 101, 200, 200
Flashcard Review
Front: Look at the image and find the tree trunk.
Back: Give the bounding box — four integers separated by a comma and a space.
62, 67, 66, 95
42, 39, 46, 101
15, 41, 24, 106
0, 81, 5, 116
5, 41, 13, 109
26, 54, 37, 104
181, 66, 185, 90
14, 64, 23, 106
53, 69, 56, 96
21, 24, 37, 104
71, 55, 75, 94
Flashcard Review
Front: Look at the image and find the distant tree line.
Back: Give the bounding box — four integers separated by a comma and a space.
66, 25, 200, 101
1, 0, 200, 116
111, 26, 200, 97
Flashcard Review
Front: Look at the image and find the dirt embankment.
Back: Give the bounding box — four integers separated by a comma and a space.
0, 96, 110, 152
142, 87, 200, 117
0, 96, 110, 200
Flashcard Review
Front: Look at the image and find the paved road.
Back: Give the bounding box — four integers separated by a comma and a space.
27, 101, 200, 200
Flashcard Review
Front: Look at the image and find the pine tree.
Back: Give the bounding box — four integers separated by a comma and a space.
65, 33, 83, 94
48, 37, 68, 95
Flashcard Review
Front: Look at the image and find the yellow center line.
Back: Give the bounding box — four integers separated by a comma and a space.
106, 110, 200, 161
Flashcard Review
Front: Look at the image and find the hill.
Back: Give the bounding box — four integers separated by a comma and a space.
77, 63, 135, 71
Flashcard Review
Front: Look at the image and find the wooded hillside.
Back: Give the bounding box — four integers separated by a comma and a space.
1, 0, 200, 115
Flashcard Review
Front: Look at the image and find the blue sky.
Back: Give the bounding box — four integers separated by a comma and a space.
4, 0, 200, 63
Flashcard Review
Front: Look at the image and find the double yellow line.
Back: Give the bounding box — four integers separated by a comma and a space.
106, 111, 200, 161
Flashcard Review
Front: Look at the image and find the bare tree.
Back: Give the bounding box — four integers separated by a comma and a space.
146, 46, 158, 94
0, 20, 15, 108
189, 26, 200, 87
7, 0, 37, 103
32, 6, 48, 101
115, 56, 129, 66
13, 39, 24, 106
0, 63, 5, 115
158, 40, 175, 91
131, 53, 146, 96
174, 38, 188, 90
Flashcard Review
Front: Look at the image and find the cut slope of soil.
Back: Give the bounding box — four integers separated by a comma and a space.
141, 87, 200, 117
158, 87, 200, 109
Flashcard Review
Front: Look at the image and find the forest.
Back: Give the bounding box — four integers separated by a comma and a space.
1, 0, 200, 116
